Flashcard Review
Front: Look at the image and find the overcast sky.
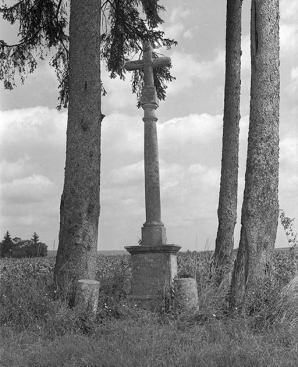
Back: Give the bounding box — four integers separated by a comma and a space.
0, 0, 297, 251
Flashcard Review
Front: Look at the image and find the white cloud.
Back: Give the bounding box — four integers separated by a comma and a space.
171, 7, 190, 22
280, 135, 298, 166
280, 23, 298, 55
101, 112, 143, 160
160, 6, 196, 42
167, 50, 224, 94
102, 112, 223, 169
164, 23, 185, 40
0, 156, 35, 180
0, 107, 67, 145
291, 66, 298, 82
280, 0, 298, 22
288, 66, 298, 94
241, 34, 251, 72
1, 174, 54, 204
0, 107, 65, 242
108, 160, 143, 187
159, 113, 222, 146
280, 0, 298, 57
101, 68, 137, 113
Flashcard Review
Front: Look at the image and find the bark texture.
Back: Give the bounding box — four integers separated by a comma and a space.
54, 0, 102, 304
230, 0, 280, 310
214, 0, 242, 276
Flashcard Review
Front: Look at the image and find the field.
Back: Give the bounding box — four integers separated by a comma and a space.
1, 250, 298, 367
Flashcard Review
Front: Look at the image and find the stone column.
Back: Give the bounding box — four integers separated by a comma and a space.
141, 41, 166, 247
141, 95, 166, 246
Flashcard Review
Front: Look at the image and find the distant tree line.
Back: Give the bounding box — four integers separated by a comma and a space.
0, 231, 48, 258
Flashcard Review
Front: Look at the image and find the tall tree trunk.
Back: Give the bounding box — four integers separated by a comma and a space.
54, 0, 102, 304
229, 0, 280, 310
214, 0, 242, 279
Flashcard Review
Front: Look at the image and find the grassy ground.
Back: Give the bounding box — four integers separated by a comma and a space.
1, 250, 298, 367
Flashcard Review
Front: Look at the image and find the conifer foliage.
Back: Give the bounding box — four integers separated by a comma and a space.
0, 0, 177, 109
0, 231, 13, 258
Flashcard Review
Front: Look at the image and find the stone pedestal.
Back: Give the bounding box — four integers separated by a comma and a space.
125, 244, 181, 309
141, 222, 166, 246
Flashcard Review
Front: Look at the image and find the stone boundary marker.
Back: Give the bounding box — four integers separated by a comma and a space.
74, 279, 100, 318
173, 278, 199, 313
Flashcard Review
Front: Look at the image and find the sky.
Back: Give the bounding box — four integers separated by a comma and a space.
0, 0, 297, 252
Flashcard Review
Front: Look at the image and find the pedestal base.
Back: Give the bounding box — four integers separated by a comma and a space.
125, 244, 181, 310
141, 225, 166, 246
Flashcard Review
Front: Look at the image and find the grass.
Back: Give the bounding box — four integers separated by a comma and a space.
1, 250, 298, 367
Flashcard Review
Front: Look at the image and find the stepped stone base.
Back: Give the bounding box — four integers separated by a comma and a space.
125, 244, 181, 310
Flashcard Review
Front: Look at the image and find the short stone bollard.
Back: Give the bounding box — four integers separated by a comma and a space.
173, 278, 199, 313
74, 279, 100, 318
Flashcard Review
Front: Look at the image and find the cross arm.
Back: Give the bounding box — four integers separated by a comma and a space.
124, 57, 171, 71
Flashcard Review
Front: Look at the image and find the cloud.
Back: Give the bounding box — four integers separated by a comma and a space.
101, 68, 137, 113
1, 174, 54, 204
0, 57, 59, 110
101, 112, 224, 180
108, 160, 143, 187
183, 28, 196, 39
164, 23, 185, 40
280, 0, 298, 22
241, 34, 251, 72
170, 7, 191, 23
160, 114, 223, 171
0, 107, 67, 146
280, 135, 298, 166
288, 66, 298, 94
280, 23, 298, 55
0, 156, 35, 180
166, 50, 224, 94
0, 107, 65, 242
291, 66, 298, 83
162, 113, 221, 137
280, 0, 298, 56
165, 6, 196, 41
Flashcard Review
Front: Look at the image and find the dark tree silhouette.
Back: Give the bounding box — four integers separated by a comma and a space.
0, 231, 13, 257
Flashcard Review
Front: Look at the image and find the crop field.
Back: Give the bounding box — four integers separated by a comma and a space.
1, 250, 298, 366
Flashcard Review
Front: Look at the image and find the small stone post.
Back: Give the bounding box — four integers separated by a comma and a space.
74, 279, 100, 318
124, 42, 181, 309
173, 278, 199, 313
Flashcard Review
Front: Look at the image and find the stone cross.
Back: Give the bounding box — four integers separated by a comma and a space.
125, 41, 171, 246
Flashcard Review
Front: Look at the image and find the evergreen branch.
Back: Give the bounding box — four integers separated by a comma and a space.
55, 0, 63, 19
1, 0, 176, 108
0, 1, 24, 13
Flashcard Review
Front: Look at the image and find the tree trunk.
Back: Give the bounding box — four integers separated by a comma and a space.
229, 0, 280, 310
214, 0, 242, 278
54, 0, 102, 305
